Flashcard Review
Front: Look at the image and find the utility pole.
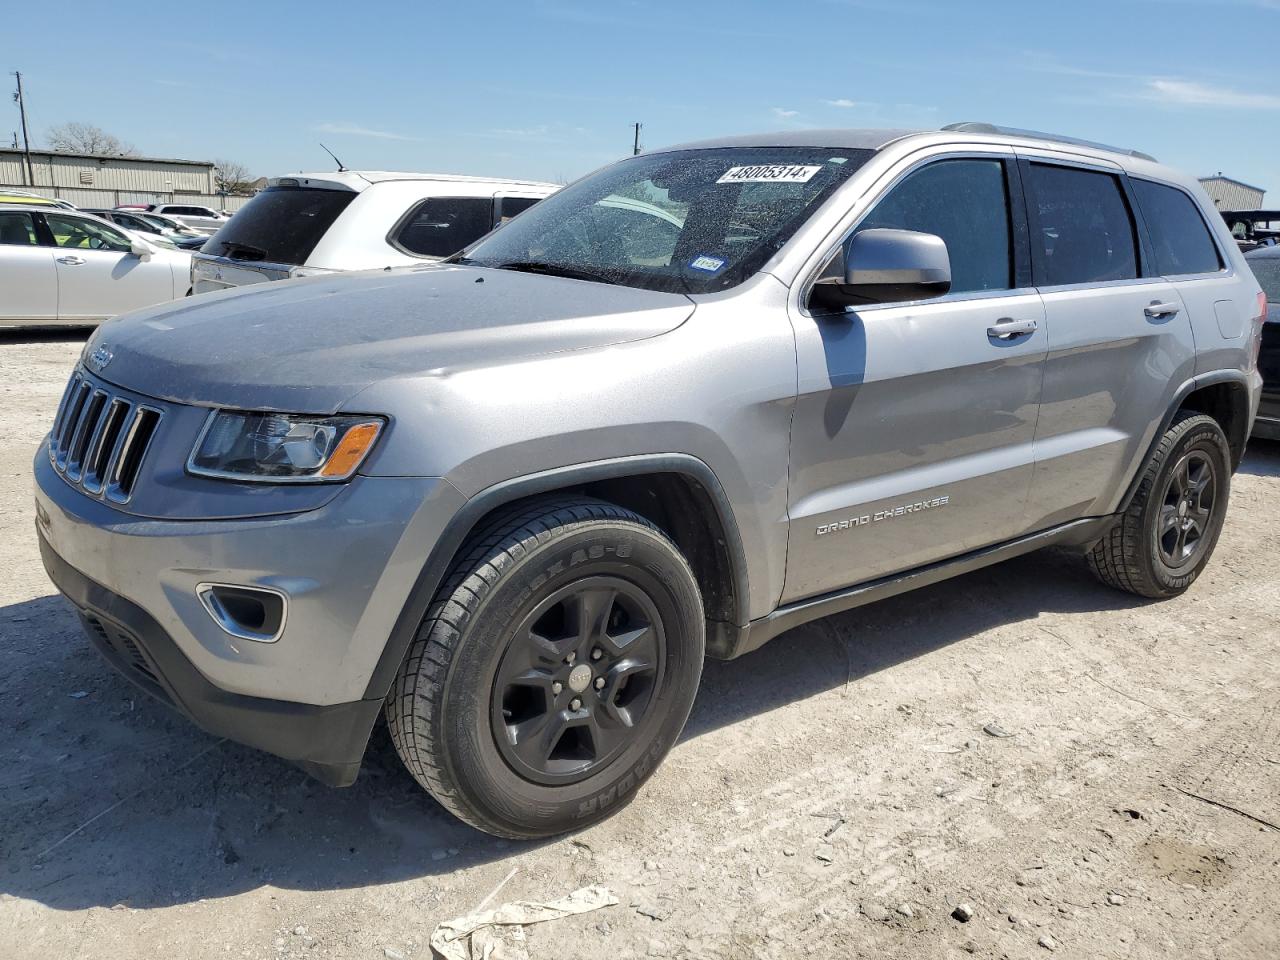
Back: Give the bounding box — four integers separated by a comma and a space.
11, 72, 35, 186
632, 122, 642, 156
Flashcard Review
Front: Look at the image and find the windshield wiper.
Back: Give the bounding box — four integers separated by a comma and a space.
491, 260, 617, 285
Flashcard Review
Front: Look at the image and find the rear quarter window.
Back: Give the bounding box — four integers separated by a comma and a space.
392, 197, 495, 258
1131, 179, 1223, 276
201, 187, 357, 265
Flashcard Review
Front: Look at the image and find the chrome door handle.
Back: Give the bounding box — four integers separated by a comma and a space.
987, 318, 1038, 340
56, 255, 86, 265
1144, 300, 1180, 319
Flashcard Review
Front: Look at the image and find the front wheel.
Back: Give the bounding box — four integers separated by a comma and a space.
385, 497, 705, 838
1088, 411, 1231, 598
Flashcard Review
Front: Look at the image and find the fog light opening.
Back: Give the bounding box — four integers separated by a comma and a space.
197, 583, 287, 643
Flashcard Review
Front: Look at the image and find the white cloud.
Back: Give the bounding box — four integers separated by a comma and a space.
771, 107, 800, 119
313, 122, 420, 141
823, 98, 859, 108
1140, 79, 1280, 109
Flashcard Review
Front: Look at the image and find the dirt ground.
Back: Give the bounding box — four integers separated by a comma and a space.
1, 328, 1277, 960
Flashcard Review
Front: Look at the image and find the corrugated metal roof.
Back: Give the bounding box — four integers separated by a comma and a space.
0, 147, 213, 168
1199, 174, 1266, 192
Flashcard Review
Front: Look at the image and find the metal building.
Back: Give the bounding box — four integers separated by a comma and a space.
0, 148, 253, 212
1198, 174, 1266, 211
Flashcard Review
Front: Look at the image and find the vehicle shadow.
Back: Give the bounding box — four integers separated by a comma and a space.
1238, 437, 1280, 477
0, 326, 94, 345
0, 539, 1157, 912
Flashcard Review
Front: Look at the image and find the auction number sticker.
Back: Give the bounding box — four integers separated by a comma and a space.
717, 164, 822, 184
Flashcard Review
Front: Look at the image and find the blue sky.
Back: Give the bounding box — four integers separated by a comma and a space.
5, 0, 1278, 192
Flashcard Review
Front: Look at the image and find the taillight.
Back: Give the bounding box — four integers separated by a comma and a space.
1249, 290, 1267, 372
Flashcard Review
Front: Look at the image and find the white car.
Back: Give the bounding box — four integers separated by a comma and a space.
116, 203, 228, 235
189, 171, 558, 294
0, 205, 191, 326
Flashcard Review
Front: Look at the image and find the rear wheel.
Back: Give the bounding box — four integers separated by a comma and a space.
1088, 412, 1231, 598
385, 497, 704, 838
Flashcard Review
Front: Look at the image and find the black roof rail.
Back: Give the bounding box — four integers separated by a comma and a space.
941, 122, 1157, 163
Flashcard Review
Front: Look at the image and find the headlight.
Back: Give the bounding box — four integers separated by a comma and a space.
188, 410, 384, 482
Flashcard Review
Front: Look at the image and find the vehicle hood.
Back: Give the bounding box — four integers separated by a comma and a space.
84, 264, 695, 412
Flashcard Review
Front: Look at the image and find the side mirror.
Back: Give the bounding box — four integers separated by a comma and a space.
130, 240, 153, 262
811, 228, 951, 310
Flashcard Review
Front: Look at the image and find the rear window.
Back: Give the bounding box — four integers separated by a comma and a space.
202, 187, 356, 265
392, 197, 495, 258
1131, 179, 1222, 276
1249, 256, 1280, 302
1027, 164, 1138, 286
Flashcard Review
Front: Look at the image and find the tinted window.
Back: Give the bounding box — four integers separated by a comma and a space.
0, 211, 37, 245
1028, 164, 1138, 285
201, 187, 357, 265
394, 197, 495, 258
1132, 180, 1222, 276
1248, 255, 1280, 302
495, 196, 541, 224
44, 213, 133, 252
856, 158, 1012, 295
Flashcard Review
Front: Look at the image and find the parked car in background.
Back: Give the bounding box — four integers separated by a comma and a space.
0, 205, 190, 326
1246, 244, 1279, 438
114, 202, 228, 235
189, 171, 557, 294
1222, 210, 1280, 251
83, 209, 208, 250
0, 190, 77, 209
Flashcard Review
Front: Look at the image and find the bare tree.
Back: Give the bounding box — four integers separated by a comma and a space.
213, 159, 255, 195
46, 122, 138, 156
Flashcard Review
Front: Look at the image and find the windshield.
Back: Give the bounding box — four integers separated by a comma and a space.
458, 146, 874, 293
1250, 256, 1280, 302
201, 186, 356, 265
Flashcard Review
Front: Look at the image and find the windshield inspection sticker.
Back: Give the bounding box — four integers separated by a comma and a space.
689, 254, 726, 273
717, 164, 822, 185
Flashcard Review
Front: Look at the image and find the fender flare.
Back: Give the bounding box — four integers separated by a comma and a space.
1118, 370, 1253, 513
361, 453, 750, 699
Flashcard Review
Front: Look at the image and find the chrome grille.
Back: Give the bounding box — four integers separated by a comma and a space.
49, 370, 161, 503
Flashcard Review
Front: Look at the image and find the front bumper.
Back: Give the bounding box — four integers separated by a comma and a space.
39, 536, 381, 786
34, 444, 464, 780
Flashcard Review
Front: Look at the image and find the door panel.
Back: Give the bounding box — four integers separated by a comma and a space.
784, 292, 1046, 602
0, 210, 57, 321
1025, 280, 1195, 527
54, 250, 175, 321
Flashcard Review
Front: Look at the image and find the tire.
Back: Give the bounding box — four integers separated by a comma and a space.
1088, 411, 1231, 598
385, 496, 705, 838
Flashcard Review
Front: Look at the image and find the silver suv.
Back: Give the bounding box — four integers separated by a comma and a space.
34, 124, 1266, 838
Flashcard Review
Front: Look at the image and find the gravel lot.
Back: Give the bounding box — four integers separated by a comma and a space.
1, 328, 1277, 960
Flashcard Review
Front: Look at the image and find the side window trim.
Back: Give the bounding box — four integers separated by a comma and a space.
1019, 157, 1145, 290
804, 151, 1030, 310
1117, 173, 1159, 279
1127, 175, 1229, 279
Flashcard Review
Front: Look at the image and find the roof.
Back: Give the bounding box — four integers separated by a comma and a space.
1199, 174, 1266, 192
269, 170, 559, 191
654, 128, 924, 153
0, 147, 213, 167
651, 123, 1161, 164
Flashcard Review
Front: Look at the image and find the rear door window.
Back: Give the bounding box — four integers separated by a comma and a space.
1131, 179, 1223, 276
201, 187, 357, 264
494, 196, 542, 225
1026, 163, 1138, 286
393, 197, 495, 258
0, 211, 39, 245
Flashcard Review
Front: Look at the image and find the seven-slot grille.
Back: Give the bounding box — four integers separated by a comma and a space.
49, 369, 161, 503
